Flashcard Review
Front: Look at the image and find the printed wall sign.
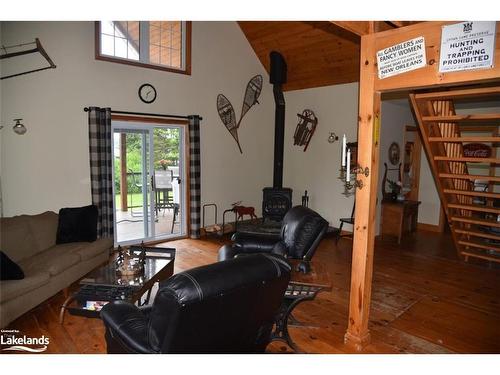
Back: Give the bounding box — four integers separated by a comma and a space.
376, 36, 427, 79
463, 143, 492, 158
439, 21, 496, 73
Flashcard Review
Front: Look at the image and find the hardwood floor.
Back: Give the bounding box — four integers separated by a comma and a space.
2, 230, 500, 354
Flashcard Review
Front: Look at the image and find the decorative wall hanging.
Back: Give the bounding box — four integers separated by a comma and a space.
339, 138, 369, 196
216, 75, 263, 154
463, 143, 492, 159
388, 142, 401, 165
217, 94, 242, 153
293, 109, 318, 152
238, 75, 263, 127
0, 38, 56, 80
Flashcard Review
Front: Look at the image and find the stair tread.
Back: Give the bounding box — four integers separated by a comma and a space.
429, 136, 500, 142
443, 189, 500, 198
447, 203, 500, 214
450, 216, 500, 228
422, 113, 500, 123
461, 249, 500, 263
458, 239, 500, 251
434, 156, 500, 163
439, 173, 500, 182
455, 228, 500, 241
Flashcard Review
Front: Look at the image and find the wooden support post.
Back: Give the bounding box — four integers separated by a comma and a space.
344, 33, 381, 351
120, 133, 128, 212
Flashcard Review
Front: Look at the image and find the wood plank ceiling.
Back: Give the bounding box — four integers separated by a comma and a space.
238, 21, 362, 91
238, 21, 416, 91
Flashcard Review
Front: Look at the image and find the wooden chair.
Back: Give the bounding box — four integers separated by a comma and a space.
336, 203, 355, 244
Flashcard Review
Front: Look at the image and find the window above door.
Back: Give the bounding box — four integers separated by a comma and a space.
95, 21, 191, 75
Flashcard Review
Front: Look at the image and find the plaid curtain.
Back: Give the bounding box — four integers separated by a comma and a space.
88, 107, 114, 238
189, 115, 201, 239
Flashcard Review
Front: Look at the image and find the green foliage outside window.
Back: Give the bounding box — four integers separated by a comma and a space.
114, 128, 180, 195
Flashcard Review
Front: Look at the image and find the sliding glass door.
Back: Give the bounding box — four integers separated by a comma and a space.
111, 121, 186, 245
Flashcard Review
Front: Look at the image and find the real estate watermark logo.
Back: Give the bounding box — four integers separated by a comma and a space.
1, 329, 49, 353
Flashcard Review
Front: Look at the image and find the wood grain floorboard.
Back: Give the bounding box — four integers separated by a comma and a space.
2, 231, 499, 354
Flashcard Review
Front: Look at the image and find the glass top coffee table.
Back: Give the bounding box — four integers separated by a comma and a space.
59, 246, 175, 323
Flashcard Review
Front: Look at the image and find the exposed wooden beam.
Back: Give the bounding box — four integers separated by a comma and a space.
331, 21, 405, 36
344, 32, 381, 351
330, 21, 371, 36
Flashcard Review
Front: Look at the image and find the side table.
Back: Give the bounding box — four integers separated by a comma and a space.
271, 260, 332, 352
381, 199, 421, 244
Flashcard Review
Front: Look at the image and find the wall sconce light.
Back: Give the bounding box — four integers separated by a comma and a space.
327, 132, 338, 144
13, 119, 27, 135
338, 134, 370, 196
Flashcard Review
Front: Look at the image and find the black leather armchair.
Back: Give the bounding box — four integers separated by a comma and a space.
100, 253, 291, 353
218, 206, 329, 273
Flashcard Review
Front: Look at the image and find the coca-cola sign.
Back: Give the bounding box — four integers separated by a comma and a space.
463, 143, 492, 158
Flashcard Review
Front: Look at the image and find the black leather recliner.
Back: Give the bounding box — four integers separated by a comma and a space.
100, 253, 291, 353
218, 206, 329, 273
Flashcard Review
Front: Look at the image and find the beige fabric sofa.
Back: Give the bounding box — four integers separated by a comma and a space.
0, 211, 113, 327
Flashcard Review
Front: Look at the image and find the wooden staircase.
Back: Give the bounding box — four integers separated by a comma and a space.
410, 86, 500, 264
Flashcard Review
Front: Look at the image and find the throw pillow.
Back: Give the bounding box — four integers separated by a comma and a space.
0, 251, 25, 280
56, 205, 98, 244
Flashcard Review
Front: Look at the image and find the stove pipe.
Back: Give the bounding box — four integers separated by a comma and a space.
269, 51, 287, 188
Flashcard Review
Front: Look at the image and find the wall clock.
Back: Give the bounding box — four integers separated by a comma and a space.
388, 142, 401, 165
138, 83, 157, 104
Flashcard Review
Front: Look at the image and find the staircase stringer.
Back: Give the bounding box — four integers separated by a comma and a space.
411, 95, 466, 259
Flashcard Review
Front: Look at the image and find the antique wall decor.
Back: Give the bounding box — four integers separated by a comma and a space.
0, 38, 56, 80
238, 75, 263, 127
382, 162, 403, 201
388, 142, 401, 165
217, 94, 241, 153
293, 109, 318, 151
463, 143, 492, 159
216, 75, 263, 154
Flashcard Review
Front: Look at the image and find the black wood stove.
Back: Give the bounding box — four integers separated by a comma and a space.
262, 51, 292, 222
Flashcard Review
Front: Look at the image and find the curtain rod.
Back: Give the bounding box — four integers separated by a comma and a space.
83, 107, 202, 121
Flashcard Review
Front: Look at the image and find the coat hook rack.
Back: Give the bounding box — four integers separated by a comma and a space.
0, 38, 56, 80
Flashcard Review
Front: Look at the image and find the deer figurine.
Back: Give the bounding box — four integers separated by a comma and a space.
231, 201, 258, 221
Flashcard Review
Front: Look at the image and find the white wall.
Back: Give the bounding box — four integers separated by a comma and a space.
418, 151, 442, 225
281, 86, 444, 232
377, 100, 413, 231
379, 99, 442, 228
283, 83, 359, 227
0, 22, 275, 217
